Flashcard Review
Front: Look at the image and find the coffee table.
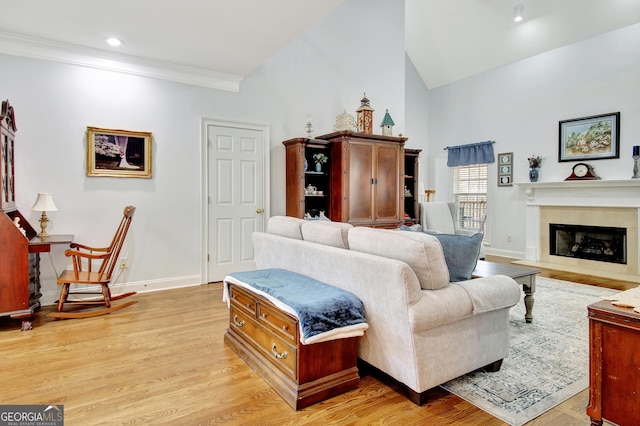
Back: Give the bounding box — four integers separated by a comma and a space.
472, 260, 541, 323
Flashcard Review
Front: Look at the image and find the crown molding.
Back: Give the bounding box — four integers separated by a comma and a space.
0, 31, 243, 92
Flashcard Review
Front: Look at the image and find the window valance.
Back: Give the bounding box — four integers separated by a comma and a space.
445, 141, 495, 167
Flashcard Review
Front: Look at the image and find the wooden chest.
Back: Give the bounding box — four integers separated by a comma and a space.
224, 284, 360, 410
587, 301, 640, 425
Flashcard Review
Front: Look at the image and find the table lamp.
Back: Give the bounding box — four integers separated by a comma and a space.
31, 193, 58, 237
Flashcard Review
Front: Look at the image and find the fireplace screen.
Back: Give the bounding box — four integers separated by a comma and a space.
550, 223, 626, 264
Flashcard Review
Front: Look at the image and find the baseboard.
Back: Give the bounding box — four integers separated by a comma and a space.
40, 274, 202, 306
483, 248, 525, 259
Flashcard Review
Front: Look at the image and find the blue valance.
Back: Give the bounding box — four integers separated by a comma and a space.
446, 141, 495, 167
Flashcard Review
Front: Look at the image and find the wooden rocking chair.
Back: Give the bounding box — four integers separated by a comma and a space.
48, 206, 137, 319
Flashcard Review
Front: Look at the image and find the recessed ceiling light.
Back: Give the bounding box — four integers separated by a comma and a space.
106, 37, 122, 47
514, 4, 525, 22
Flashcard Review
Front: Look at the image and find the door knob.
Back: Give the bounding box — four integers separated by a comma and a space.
256, 208, 264, 214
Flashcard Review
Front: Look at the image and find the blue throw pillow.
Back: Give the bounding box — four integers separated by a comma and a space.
425, 232, 483, 282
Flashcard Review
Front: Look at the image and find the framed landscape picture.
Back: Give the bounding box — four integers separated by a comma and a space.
558, 112, 620, 162
86, 127, 153, 178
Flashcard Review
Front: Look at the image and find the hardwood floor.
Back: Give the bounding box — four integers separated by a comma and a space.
0, 260, 634, 425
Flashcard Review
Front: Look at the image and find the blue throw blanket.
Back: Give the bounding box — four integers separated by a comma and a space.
226, 269, 366, 342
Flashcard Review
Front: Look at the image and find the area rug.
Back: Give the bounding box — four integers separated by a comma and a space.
441, 277, 619, 426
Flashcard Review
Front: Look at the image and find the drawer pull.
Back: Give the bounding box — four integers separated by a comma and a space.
233, 315, 245, 327
246, 303, 253, 309
271, 344, 288, 359
262, 313, 268, 319
282, 325, 289, 331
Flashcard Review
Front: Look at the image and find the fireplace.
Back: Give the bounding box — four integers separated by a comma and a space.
514, 180, 640, 280
549, 223, 626, 265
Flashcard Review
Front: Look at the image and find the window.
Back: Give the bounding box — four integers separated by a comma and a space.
453, 164, 487, 235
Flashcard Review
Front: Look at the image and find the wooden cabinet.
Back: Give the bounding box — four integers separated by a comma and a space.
282, 137, 332, 219
0, 100, 40, 330
403, 148, 421, 225
0, 210, 40, 329
587, 300, 640, 425
224, 284, 360, 410
317, 131, 406, 228
283, 131, 408, 228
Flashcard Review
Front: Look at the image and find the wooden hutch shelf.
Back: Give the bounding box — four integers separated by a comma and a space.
284, 131, 416, 229
403, 148, 421, 225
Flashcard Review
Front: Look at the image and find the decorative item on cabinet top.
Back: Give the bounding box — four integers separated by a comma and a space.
380, 109, 395, 136
334, 110, 358, 132
305, 115, 314, 138
356, 93, 374, 134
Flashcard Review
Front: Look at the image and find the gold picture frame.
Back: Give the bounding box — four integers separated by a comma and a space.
86, 127, 152, 178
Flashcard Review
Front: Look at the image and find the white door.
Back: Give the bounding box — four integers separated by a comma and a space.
206, 122, 267, 282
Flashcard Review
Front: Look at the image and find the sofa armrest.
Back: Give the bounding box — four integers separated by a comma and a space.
453, 275, 521, 314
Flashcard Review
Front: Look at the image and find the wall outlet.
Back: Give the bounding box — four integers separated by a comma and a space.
120, 257, 127, 269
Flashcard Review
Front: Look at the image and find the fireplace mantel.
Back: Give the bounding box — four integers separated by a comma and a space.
514, 179, 640, 205
514, 179, 640, 282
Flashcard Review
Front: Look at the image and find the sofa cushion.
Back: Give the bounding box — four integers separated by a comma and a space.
301, 221, 353, 249
348, 227, 450, 290
267, 216, 304, 240
425, 232, 483, 282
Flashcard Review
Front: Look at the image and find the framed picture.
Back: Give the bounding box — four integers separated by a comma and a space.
497, 152, 513, 187
86, 127, 152, 178
558, 112, 620, 162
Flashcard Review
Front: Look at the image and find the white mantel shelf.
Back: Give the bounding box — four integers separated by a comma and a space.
514, 179, 640, 189
514, 179, 640, 203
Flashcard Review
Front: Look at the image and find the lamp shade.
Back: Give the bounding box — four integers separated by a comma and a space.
31, 193, 58, 212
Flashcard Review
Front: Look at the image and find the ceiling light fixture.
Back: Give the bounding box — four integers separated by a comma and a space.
106, 37, 122, 47
514, 4, 525, 22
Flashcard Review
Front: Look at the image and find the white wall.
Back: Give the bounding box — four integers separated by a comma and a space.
427, 23, 640, 258
0, 0, 408, 305
404, 54, 430, 200
0, 55, 252, 303
240, 0, 408, 213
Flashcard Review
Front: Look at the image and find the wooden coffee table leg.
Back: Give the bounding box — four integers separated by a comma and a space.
515, 274, 537, 323
523, 282, 535, 323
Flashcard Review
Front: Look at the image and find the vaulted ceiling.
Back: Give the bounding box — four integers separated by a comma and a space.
0, 0, 639, 91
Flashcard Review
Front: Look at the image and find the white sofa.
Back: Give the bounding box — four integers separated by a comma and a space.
251, 216, 521, 404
